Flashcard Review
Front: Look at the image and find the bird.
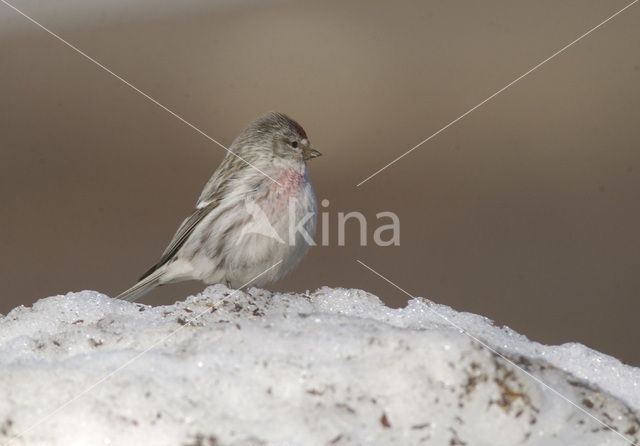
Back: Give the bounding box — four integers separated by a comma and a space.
116, 111, 321, 302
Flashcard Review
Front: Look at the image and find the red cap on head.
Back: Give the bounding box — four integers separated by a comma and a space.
290, 119, 308, 139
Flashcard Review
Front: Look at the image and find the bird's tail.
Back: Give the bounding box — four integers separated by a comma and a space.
115, 268, 164, 302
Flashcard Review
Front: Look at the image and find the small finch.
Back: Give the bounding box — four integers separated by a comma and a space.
116, 111, 321, 302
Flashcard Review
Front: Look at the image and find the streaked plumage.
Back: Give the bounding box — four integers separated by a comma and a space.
116, 111, 320, 302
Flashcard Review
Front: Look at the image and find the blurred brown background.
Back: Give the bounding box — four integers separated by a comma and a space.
1, 0, 639, 364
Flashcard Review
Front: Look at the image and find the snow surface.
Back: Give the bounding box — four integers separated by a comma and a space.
0, 286, 639, 446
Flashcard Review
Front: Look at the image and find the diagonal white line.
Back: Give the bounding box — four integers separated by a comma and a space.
356, 259, 638, 446
356, 0, 639, 187
0, 0, 281, 186
1, 260, 283, 446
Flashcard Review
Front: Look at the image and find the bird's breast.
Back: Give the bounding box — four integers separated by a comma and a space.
257, 167, 309, 212
271, 168, 305, 199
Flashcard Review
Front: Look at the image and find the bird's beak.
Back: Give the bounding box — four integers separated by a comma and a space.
303, 145, 322, 161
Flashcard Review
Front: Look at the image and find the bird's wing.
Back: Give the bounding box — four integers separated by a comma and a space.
138, 201, 218, 281
196, 154, 244, 208
139, 153, 252, 281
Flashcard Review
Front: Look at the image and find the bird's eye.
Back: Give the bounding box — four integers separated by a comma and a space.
290, 141, 298, 148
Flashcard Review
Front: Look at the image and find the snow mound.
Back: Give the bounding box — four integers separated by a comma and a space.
0, 286, 639, 446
